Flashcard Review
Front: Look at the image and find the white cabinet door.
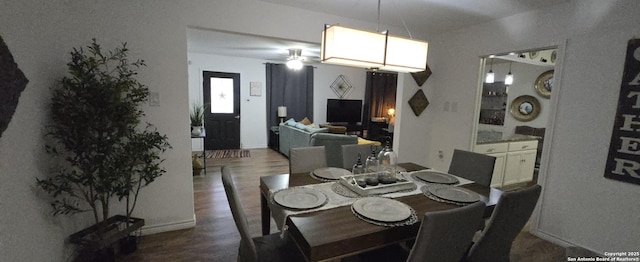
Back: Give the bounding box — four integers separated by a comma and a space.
504, 149, 537, 186
518, 150, 537, 183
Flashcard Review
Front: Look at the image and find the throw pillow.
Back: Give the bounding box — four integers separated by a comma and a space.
299, 117, 312, 125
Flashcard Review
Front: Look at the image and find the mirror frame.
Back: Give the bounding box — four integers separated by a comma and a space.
509, 95, 541, 122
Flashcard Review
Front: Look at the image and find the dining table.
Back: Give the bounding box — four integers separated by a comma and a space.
259, 162, 503, 262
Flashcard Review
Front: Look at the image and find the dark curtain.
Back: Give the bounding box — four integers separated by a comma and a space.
266, 63, 314, 130
363, 71, 397, 128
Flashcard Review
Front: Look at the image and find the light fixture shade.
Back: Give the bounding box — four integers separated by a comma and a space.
505, 72, 514, 85
277, 106, 287, 117
380, 36, 428, 73
485, 71, 495, 83
321, 24, 428, 73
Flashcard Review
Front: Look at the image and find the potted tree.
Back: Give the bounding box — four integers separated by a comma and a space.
190, 104, 204, 136
36, 39, 170, 261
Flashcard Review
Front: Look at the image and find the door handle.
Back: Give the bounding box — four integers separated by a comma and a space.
235, 115, 240, 119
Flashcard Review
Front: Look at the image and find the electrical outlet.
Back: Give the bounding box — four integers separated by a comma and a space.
438, 150, 444, 159
149, 92, 160, 106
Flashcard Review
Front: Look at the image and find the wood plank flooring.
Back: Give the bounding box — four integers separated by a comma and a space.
119, 148, 565, 262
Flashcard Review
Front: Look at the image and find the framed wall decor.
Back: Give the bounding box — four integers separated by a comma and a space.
330, 75, 353, 98
408, 89, 429, 116
250, 82, 262, 96
509, 95, 541, 122
410, 64, 432, 87
534, 70, 553, 99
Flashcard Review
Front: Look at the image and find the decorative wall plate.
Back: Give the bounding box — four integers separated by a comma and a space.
410, 64, 432, 86
509, 95, 541, 122
534, 70, 553, 99
330, 75, 353, 98
408, 89, 429, 116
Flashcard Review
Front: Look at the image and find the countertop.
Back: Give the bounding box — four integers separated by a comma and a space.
476, 132, 540, 144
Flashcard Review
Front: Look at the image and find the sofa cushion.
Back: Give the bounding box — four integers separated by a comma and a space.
284, 118, 296, 126
299, 117, 312, 125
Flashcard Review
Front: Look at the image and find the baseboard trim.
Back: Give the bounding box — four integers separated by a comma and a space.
140, 216, 196, 235
531, 229, 574, 248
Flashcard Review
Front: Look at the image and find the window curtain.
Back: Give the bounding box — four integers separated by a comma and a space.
363, 71, 397, 128
266, 63, 314, 130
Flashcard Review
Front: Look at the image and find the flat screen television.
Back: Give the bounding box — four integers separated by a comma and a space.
326, 99, 363, 124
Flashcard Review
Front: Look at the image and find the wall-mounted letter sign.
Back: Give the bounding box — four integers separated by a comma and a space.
605, 39, 640, 185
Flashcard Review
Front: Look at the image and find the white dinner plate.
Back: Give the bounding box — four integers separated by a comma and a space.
412, 170, 459, 185
313, 167, 352, 180
352, 197, 412, 223
273, 188, 327, 210
427, 184, 480, 203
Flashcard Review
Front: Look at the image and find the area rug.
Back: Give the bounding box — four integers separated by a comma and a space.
206, 150, 251, 159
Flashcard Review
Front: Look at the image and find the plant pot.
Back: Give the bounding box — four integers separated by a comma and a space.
191, 126, 202, 136
119, 235, 138, 255
76, 246, 115, 262
70, 215, 144, 258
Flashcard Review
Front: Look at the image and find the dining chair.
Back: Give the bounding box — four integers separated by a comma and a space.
355, 201, 486, 262
221, 166, 306, 262
448, 149, 496, 187
289, 146, 327, 174
464, 184, 542, 262
310, 133, 358, 167
341, 144, 380, 170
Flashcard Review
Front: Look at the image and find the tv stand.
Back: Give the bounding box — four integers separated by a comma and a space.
326, 122, 364, 135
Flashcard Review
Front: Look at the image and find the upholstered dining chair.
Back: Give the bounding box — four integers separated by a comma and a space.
354, 201, 486, 262
448, 149, 496, 187
289, 146, 327, 174
221, 166, 306, 262
341, 144, 380, 170
464, 184, 542, 262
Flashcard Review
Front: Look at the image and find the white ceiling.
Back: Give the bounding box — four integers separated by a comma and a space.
187, 0, 568, 63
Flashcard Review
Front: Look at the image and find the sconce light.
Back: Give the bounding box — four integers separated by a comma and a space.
277, 106, 287, 123
485, 58, 495, 83
505, 62, 514, 85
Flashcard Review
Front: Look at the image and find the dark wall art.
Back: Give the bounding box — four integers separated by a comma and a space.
605, 38, 640, 185
0, 36, 29, 138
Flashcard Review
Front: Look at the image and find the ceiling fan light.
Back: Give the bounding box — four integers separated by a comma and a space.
286, 59, 303, 70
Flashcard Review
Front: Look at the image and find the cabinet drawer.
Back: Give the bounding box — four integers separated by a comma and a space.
508, 140, 538, 152
474, 143, 508, 154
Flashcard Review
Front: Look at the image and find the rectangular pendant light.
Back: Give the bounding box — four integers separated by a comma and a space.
321, 24, 428, 73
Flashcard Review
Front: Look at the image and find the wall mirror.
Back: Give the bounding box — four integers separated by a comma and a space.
475, 47, 557, 145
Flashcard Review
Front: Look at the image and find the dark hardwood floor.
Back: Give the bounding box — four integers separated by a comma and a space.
119, 148, 565, 262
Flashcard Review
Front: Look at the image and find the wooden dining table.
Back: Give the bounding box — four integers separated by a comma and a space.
259, 162, 503, 262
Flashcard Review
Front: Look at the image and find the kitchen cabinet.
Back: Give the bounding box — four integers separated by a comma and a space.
503, 140, 538, 186
474, 139, 538, 188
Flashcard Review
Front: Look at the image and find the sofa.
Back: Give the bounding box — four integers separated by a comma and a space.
278, 118, 381, 167
278, 118, 330, 157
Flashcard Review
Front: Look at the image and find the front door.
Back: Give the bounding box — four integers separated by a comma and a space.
203, 71, 240, 150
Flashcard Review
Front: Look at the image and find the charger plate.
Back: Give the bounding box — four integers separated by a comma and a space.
412, 170, 459, 185
273, 188, 328, 210
427, 184, 480, 203
313, 167, 351, 180
352, 197, 412, 223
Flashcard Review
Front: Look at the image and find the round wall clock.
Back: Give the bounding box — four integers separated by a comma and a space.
510, 95, 541, 122
534, 70, 553, 99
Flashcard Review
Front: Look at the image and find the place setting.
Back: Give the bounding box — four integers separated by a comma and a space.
409, 169, 460, 185
311, 167, 352, 181
350, 196, 418, 227
272, 187, 329, 210
420, 184, 482, 206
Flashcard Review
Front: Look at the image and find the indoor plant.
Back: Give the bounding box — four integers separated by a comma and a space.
190, 104, 204, 136
36, 39, 170, 260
